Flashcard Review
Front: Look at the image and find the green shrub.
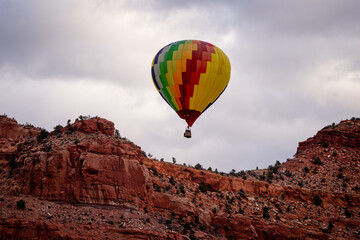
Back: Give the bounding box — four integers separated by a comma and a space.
53, 125, 63, 134
182, 222, 191, 234
189, 230, 197, 240
275, 203, 283, 213
337, 173, 344, 179
344, 209, 352, 218
259, 174, 265, 181
8, 155, 16, 169
314, 194, 322, 206
263, 206, 270, 219
284, 170, 292, 177
327, 221, 334, 231
266, 171, 274, 183
114, 129, 121, 138
238, 170, 246, 177
44, 144, 52, 152
66, 120, 75, 134
37, 129, 49, 142
169, 176, 176, 185
286, 206, 291, 213
313, 157, 322, 165
269, 162, 280, 174
16, 199, 26, 210
224, 202, 232, 213
17, 143, 24, 152
195, 163, 202, 170
153, 183, 161, 192
198, 181, 207, 193
179, 185, 186, 195
238, 189, 246, 199
150, 166, 159, 176
298, 180, 303, 187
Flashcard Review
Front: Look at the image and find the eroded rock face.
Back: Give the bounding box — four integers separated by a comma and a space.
0, 117, 152, 209
0, 218, 61, 240
72, 117, 115, 136
0, 195, 182, 240
297, 119, 360, 154
18, 140, 151, 208
0, 116, 39, 142
0, 116, 23, 141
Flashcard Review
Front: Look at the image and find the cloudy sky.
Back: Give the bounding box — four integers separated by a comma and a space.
1, 0, 360, 172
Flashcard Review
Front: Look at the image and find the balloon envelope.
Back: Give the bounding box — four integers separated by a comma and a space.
151, 40, 231, 126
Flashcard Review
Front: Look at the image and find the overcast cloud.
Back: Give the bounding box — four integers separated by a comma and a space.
1, 0, 360, 172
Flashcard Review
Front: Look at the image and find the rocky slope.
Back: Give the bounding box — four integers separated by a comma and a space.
0, 115, 359, 239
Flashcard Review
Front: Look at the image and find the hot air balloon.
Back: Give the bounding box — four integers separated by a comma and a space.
151, 40, 231, 138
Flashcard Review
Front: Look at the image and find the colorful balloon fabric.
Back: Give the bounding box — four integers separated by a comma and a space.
151, 40, 231, 127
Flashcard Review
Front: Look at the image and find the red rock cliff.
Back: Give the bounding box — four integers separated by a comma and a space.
1, 117, 152, 208
297, 119, 360, 154
0, 116, 359, 239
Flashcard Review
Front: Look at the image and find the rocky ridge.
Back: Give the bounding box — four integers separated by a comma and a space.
0, 115, 359, 239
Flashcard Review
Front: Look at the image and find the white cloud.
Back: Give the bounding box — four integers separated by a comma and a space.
305, 59, 360, 110
1, 0, 360, 171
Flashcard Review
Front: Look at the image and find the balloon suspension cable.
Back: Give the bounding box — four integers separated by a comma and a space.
184, 126, 192, 138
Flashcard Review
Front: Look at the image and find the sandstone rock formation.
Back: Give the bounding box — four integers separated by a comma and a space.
72, 117, 115, 136
0, 115, 359, 239
296, 119, 360, 154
